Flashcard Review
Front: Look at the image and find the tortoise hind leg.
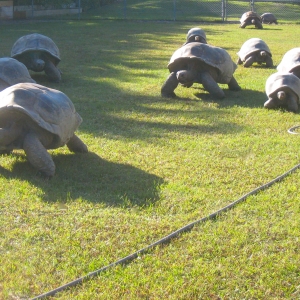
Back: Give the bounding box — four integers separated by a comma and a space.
161, 72, 179, 98
44, 60, 62, 83
23, 131, 55, 178
67, 134, 88, 153
228, 76, 241, 91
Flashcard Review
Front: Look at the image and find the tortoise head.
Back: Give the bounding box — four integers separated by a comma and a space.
260, 51, 267, 57
277, 91, 286, 101
176, 70, 195, 85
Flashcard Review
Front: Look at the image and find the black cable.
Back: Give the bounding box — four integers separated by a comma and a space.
288, 125, 300, 134
31, 161, 300, 299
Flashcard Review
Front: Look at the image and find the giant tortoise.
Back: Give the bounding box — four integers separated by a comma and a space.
277, 48, 300, 79
237, 38, 273, 67
0, 57, 35, 92
0, 82, 88, 178
240, 11, 263, 29
264, 72, 300, 112
185, 28, 207, 44
161, 42, 241, 99
261, 13, 278, 24
11, 33, 62, 83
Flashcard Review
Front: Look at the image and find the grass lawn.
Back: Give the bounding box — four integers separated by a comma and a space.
1, 20, 300, 299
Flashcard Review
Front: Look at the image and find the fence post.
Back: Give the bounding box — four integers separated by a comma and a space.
250, 0, 254, 11
173, 0, 176, 21
222, 0, 226, 21
123, 0, 127, 19
78, 0, 81, 20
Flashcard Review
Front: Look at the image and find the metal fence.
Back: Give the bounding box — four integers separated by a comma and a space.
1, 0, 299, 23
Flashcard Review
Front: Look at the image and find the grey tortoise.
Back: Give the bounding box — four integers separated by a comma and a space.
240, 11, 263, 29
161, 42, 241, 99
0, 57, 35, 92
11, 33, 62, 83
264, 72, 300, 112
237, 38, 273, 68
261, 13, 278, 24
277, 48, 300, 79
0, 82, 88, 178
185, 28, 207, 44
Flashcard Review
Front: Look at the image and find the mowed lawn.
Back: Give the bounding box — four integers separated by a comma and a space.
1, 20, 300, 299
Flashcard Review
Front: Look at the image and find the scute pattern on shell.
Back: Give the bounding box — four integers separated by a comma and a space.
265, 73, 300, 98
277, 48, 300, 74
167, 42, 237, 84
237, 38, 271, 61
0, 57, 35, 88
11, 33, 61, 64
0, 83, 82, 148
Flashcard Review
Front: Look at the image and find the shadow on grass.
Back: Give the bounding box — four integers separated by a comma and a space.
0, 152, 164, 207
188, 86, 266, 109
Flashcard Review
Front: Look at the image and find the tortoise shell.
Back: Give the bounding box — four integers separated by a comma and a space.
0, 57, 35, 91
167, 42, 237, 84
0, 83, 82, 149
11, 33, 61, 65
237, 38, 272, 61
265, 72, 300, 98
277, 48, 300, 74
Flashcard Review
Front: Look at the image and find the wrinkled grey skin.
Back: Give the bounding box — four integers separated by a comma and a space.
240, 11, 263, 29
0, 57, 35, 92
261, 13, 278, 24
237, 38, 273, 67
264, 73, 300, 112
161, 42, 241, 99
0, 83, 88, 178
11, 33, 62, 83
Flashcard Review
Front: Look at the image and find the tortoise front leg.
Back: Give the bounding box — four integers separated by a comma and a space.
67, 134, 88, 153
243, 56, 255, 67
286, 92, 299, 113
265, 55, 274, 68
161, 72, 179, 98
23, 131, 55, 178
264, 97, 278, 109
44, 60, 62, 83
199, 72, 225, 99
237, 57, 243, 65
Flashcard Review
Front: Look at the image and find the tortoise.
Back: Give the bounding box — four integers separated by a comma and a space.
161, 42, 241, 99
0, 57, 36, 92
0, 82, 88, 178
237, 38, 273, 68
185, 28, 207, 44
11, 33, 62, 83
240, 11, 263, 29
261, 13, 278, 24
277, 48, 300, 79
264, 72, 300, 112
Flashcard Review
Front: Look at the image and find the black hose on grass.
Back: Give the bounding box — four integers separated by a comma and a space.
31, 161, 300, 299
288, 125, 300, 134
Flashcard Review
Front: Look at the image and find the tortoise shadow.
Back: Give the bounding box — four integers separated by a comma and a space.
0, 151, 164, 207
192, 87, 267, 109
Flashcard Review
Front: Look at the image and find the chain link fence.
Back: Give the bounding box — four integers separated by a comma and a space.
0, 0, 299, 23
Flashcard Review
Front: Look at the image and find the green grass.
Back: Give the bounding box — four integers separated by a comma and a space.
1, 20, 300, 299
